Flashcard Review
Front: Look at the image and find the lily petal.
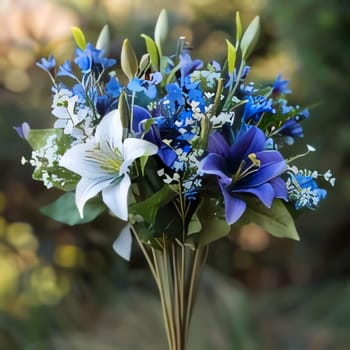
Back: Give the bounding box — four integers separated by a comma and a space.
233, 183, 275, 208
219, 182, 246, 224
229, 126, 265, 163
200, 153, 231, 186
60, 143, 108, 178
76, 176, 114, 218
121, 138, 158, 173
113, 225, 132, 261
96, 109, 123, 151
207, 132, 230, 158
270, 177, 288, 200
102, 175, 131, 220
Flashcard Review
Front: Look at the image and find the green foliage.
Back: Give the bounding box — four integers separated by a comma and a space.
238, 199, 300, 240
40, 192, 106, 225
141, 34, 159, 71
129, 185, 177, 225
194, 199, 231, 246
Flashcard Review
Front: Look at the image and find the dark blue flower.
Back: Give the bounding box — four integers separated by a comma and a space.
179, 52, 203, 87
165, 83, 185, 115
200, 126, 287, 224
272, 74, 292, 96
242, 95, 275, 123
105, 76, 121, 98
279, 107, 309, 141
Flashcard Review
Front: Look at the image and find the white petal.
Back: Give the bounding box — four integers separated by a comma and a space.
102, 175, 130, 220
121, 138, 158, 172
112, 225, 132, 261
76, 177, 113, 218
60, 143, 107, 178
95, 109, 123, 151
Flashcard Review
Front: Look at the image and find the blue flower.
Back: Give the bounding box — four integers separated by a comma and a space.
57, 60, 77, 80
128, 72, 162, 99
242, 95, 275, 123
272, 74, 292, 96
36, 55, 56, 73
200, 126, 287, 224
74, 43, 116, 74
278, 107, 309, 142
286, 168, 327, 210
179, 52, 203, 87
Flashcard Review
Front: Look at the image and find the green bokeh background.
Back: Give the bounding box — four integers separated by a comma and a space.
0, 0, 349, 349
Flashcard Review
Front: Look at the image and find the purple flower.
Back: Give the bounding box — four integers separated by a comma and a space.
200, 126, 288, 224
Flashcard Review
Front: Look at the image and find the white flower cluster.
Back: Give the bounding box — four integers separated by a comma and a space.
28, 134, 65, 189
51, 87, 94, 143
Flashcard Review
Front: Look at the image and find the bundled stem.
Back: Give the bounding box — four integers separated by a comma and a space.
131, 226, 208, 350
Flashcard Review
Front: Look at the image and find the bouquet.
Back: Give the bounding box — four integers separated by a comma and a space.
16, 9, 334, 350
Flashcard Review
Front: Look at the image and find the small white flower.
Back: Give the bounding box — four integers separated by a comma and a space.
60, 109, 158, 220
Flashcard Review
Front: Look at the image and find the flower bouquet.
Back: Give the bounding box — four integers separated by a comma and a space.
16, 9, 334, 350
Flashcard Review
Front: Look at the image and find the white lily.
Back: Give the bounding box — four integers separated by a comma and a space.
60, 109, 158, 220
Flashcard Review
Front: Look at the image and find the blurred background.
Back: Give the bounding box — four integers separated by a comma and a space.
0, 0, 349, 349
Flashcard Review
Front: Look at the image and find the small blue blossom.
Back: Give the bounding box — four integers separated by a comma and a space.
74, 43, 116, 74
286, 167, 327, 210
242, 95, 275, 124
272, 74, 292, 96
36, 55, 56, 73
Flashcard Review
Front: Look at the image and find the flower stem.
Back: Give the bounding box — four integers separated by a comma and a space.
133, 230, 208, 350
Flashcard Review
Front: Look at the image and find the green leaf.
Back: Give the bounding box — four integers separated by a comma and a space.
96, 24, 110, 53
187, 209, 202, 235
226, 39, 236, 74
235, 11, 242, 46
120, 38, 138, 81
129, 185, 177, 224
196, 199, 231, 246
71, 26, 86, 50
141, 34, 159, 71
240, 16, 260, 60
154, 9, 168, 55
40, 192, 106, 225
237, 199, 300, 240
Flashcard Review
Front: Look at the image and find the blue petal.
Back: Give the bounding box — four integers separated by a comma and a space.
200, 153, 231, 186
207, 132, 230, 158
270, 177, 288, 200
232, 182, 275, 208
219, 181, 246, 224
228, 126, 265, 163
